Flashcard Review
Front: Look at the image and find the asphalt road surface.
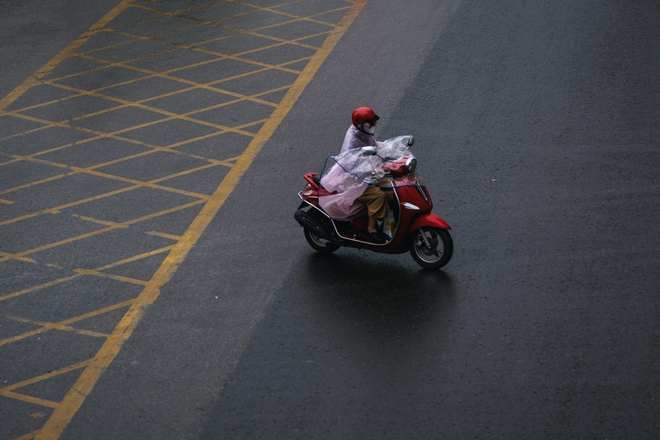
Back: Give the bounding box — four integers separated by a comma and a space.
1, 1, 659, 439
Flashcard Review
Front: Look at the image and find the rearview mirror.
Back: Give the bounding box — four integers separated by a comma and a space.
360, 146, 377, 155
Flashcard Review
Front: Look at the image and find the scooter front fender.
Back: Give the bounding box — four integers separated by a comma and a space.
409, 212, 451, 231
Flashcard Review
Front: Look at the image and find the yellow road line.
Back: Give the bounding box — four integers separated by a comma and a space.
0, 252, 37, 264
70, 214, 128, 227
1, 301, 132, 351
2, 225, 124, 261
21, 1, 368, 438
145, 230, 181, 241
0, 246, 174, 303
0, 0, 135, 112
0, 186, 135, 228
7, 314, 110, 339
0, 273, 81, 302
0, 390, 59, 409
14, 430, 39, 440
0, 199, 203, 265
1, 360, 91, 397
73, 268, 149, 286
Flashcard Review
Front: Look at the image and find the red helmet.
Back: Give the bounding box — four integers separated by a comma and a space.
351, 107, 379, 126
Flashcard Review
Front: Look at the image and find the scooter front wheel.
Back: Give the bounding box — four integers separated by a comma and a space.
410, 227, 453, 269
304, 228, 340, 254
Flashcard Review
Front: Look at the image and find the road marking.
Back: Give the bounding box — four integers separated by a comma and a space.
31, 1, 368, 438
0, 0, 134, 113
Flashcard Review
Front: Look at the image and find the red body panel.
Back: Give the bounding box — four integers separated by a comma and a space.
409, 213, 451, 231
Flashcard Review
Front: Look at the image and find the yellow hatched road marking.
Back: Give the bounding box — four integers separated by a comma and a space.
1, 300, 133, 348
35, 2, 368, 437
0, 1, 367, 438
10, 156, 211, 200
6, 314, 110, 340
0, 360, 91, 414
5, 360, 91, 389
0, 0, 134, 112
0, 198, 205, 265
0, 186, 137, 228
72, 269, 149, 286
1, 390, 60, 410
0, 274, 82, 303
145, 230, 182, 241
0, 245, 175, 302
0, 252, 37, 264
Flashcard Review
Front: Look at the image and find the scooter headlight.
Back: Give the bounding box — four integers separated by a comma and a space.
406, 157, 417, 173
383, 156, 417, 175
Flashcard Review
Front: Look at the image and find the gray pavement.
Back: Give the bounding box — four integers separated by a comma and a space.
1, 0, 659, 439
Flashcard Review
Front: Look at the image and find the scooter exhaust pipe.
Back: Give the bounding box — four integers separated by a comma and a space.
294, 209, 334, 240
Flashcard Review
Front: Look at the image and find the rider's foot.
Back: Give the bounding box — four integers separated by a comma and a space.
368, 231, 389, 243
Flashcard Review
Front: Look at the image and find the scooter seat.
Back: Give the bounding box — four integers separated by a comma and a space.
303, 172, 335, 197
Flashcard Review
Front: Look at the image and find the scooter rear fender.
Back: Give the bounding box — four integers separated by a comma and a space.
409, 212, 451, 231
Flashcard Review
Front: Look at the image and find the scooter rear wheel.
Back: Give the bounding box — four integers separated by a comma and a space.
304, 228, 340, 253
410, 227, 453, 269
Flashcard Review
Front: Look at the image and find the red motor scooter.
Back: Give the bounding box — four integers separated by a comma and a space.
294, 138, 453, 269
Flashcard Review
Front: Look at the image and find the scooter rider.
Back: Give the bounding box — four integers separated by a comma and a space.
341, 106, 382, 153
320, 107, 393, 243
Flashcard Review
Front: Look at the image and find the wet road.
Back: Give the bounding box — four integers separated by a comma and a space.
1, 0, 659, 439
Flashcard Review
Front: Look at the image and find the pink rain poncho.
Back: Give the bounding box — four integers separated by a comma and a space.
319, 131, 414, 220
339, 124, 383, 153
